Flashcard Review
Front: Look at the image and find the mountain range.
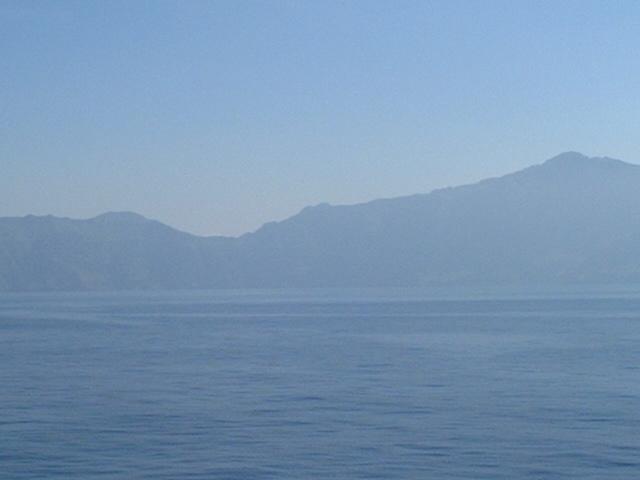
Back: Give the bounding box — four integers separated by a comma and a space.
3, 152, 640, 291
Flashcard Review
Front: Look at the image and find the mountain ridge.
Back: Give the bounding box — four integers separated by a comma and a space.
7, 151, 638, 239
3, 152, 640, 291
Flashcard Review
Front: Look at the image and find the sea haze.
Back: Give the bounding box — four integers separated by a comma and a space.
2, 287, 640, 479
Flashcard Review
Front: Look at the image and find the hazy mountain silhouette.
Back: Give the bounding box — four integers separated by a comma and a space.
3, 152, 640, 291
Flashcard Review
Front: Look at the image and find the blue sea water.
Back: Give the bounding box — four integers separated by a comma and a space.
2, 287, 640, 479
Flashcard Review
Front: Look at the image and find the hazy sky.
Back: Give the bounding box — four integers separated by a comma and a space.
3, 0, 640, 236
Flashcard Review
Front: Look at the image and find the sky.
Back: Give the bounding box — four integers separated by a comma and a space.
2, 0, 640, 236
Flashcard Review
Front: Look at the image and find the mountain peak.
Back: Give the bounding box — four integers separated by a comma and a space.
544, 151, 588, 165
91, 211, 149, 223
541, 152, 634, 170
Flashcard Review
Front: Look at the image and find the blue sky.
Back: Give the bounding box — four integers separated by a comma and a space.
3, 0, 640, 235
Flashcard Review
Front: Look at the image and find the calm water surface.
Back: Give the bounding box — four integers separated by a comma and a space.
2, 288, 640, 479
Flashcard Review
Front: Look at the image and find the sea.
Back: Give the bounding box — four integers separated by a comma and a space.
2, 286, 640, 479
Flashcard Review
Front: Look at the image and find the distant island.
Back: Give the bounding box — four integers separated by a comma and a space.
3, 152, 640, 291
